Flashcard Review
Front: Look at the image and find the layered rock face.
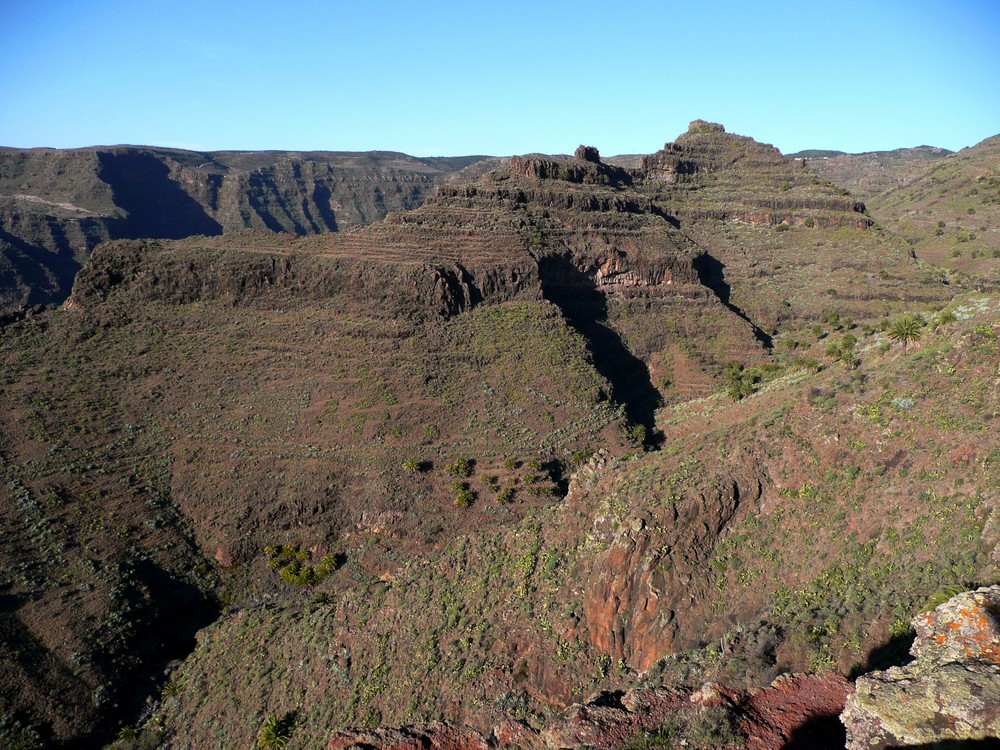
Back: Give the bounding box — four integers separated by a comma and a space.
842, 586, 1000, 748
65, 148, 707, 320
631, 121, 949, 328
0, 146, 488, 311
639, 121, 871, 228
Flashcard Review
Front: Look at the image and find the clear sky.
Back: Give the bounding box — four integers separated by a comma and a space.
1, 0, 998, 157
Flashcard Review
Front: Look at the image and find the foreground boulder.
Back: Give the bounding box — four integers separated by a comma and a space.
842, 586, 1000, 748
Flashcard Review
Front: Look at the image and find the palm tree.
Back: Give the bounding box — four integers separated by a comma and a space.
258, 715, 293, 748
887, 314, 923, 351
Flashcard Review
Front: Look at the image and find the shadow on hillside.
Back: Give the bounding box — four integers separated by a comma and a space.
312, 183, 339, 232
88, 559, 219, 748
1, 227, 83, 307
693, 252, 773, 348
779, 712, 845, 750
537, 255, 663, 448
97, 151, 223, 239
849, 629, 916, 679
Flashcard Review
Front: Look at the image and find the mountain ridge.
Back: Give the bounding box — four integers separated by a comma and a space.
0, 146, 493, 312
0, 121, 996, 748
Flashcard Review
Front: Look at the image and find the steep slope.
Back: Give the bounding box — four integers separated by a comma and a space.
634, 122, 950, 334
791, 145, 953, 201
144, 294, 999, 749
0, 145, 766, 746
0, 147, 489, 311
866, 134, 1000, 285
0, 126, 993, 748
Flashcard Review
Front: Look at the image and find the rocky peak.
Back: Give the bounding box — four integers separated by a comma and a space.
686, 119, 727, 135
574, 145, 602, 163
641, 121, 785, 183
505, 154, 631, 188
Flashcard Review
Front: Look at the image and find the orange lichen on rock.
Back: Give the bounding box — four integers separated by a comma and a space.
915, 593, 1000, 665
842, 586, 1000, 749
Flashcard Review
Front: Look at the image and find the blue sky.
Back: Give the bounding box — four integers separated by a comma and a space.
1, 0, 998, 156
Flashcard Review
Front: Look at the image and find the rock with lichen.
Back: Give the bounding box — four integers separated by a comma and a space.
841, 586, 1000, 749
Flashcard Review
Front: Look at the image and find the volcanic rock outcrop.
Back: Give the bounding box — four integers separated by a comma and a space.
841, 586, 1000, 748
325, 675, 852, 750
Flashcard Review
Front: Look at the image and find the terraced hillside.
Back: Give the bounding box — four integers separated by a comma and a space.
791, 145, 953, 201
0, 147, 489, 312
865, 134, 1000, 286
0, 123, 994, 749
637, 122, 949, 333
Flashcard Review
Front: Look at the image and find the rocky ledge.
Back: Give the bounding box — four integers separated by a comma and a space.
842, 585, 1000, 748
326, 674, 851, 750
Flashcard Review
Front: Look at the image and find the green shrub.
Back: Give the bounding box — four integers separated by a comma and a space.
446, 457, 474, 477
267, 546, 341, 586
623, 422, 648, 447
935, 311, 957, 327
619, 705, 744, 750
723, 361, 757, 401
257, 714, 293, 749
454, 488, 476, 507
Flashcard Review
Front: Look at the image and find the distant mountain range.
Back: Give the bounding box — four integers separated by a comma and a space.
0, 147, 489, 311
786, 145, 953, 200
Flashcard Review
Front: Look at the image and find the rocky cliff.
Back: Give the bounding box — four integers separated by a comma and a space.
0, 146, 489, 311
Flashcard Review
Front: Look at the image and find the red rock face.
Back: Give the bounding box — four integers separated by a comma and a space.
580, 469, 756, 670
731, 674, 853, 750
322, 676, 853, 750
552, 677, 852, 750
583, 518, 678, 669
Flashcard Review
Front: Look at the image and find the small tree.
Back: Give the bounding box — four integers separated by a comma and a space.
887, 314, 923, 351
